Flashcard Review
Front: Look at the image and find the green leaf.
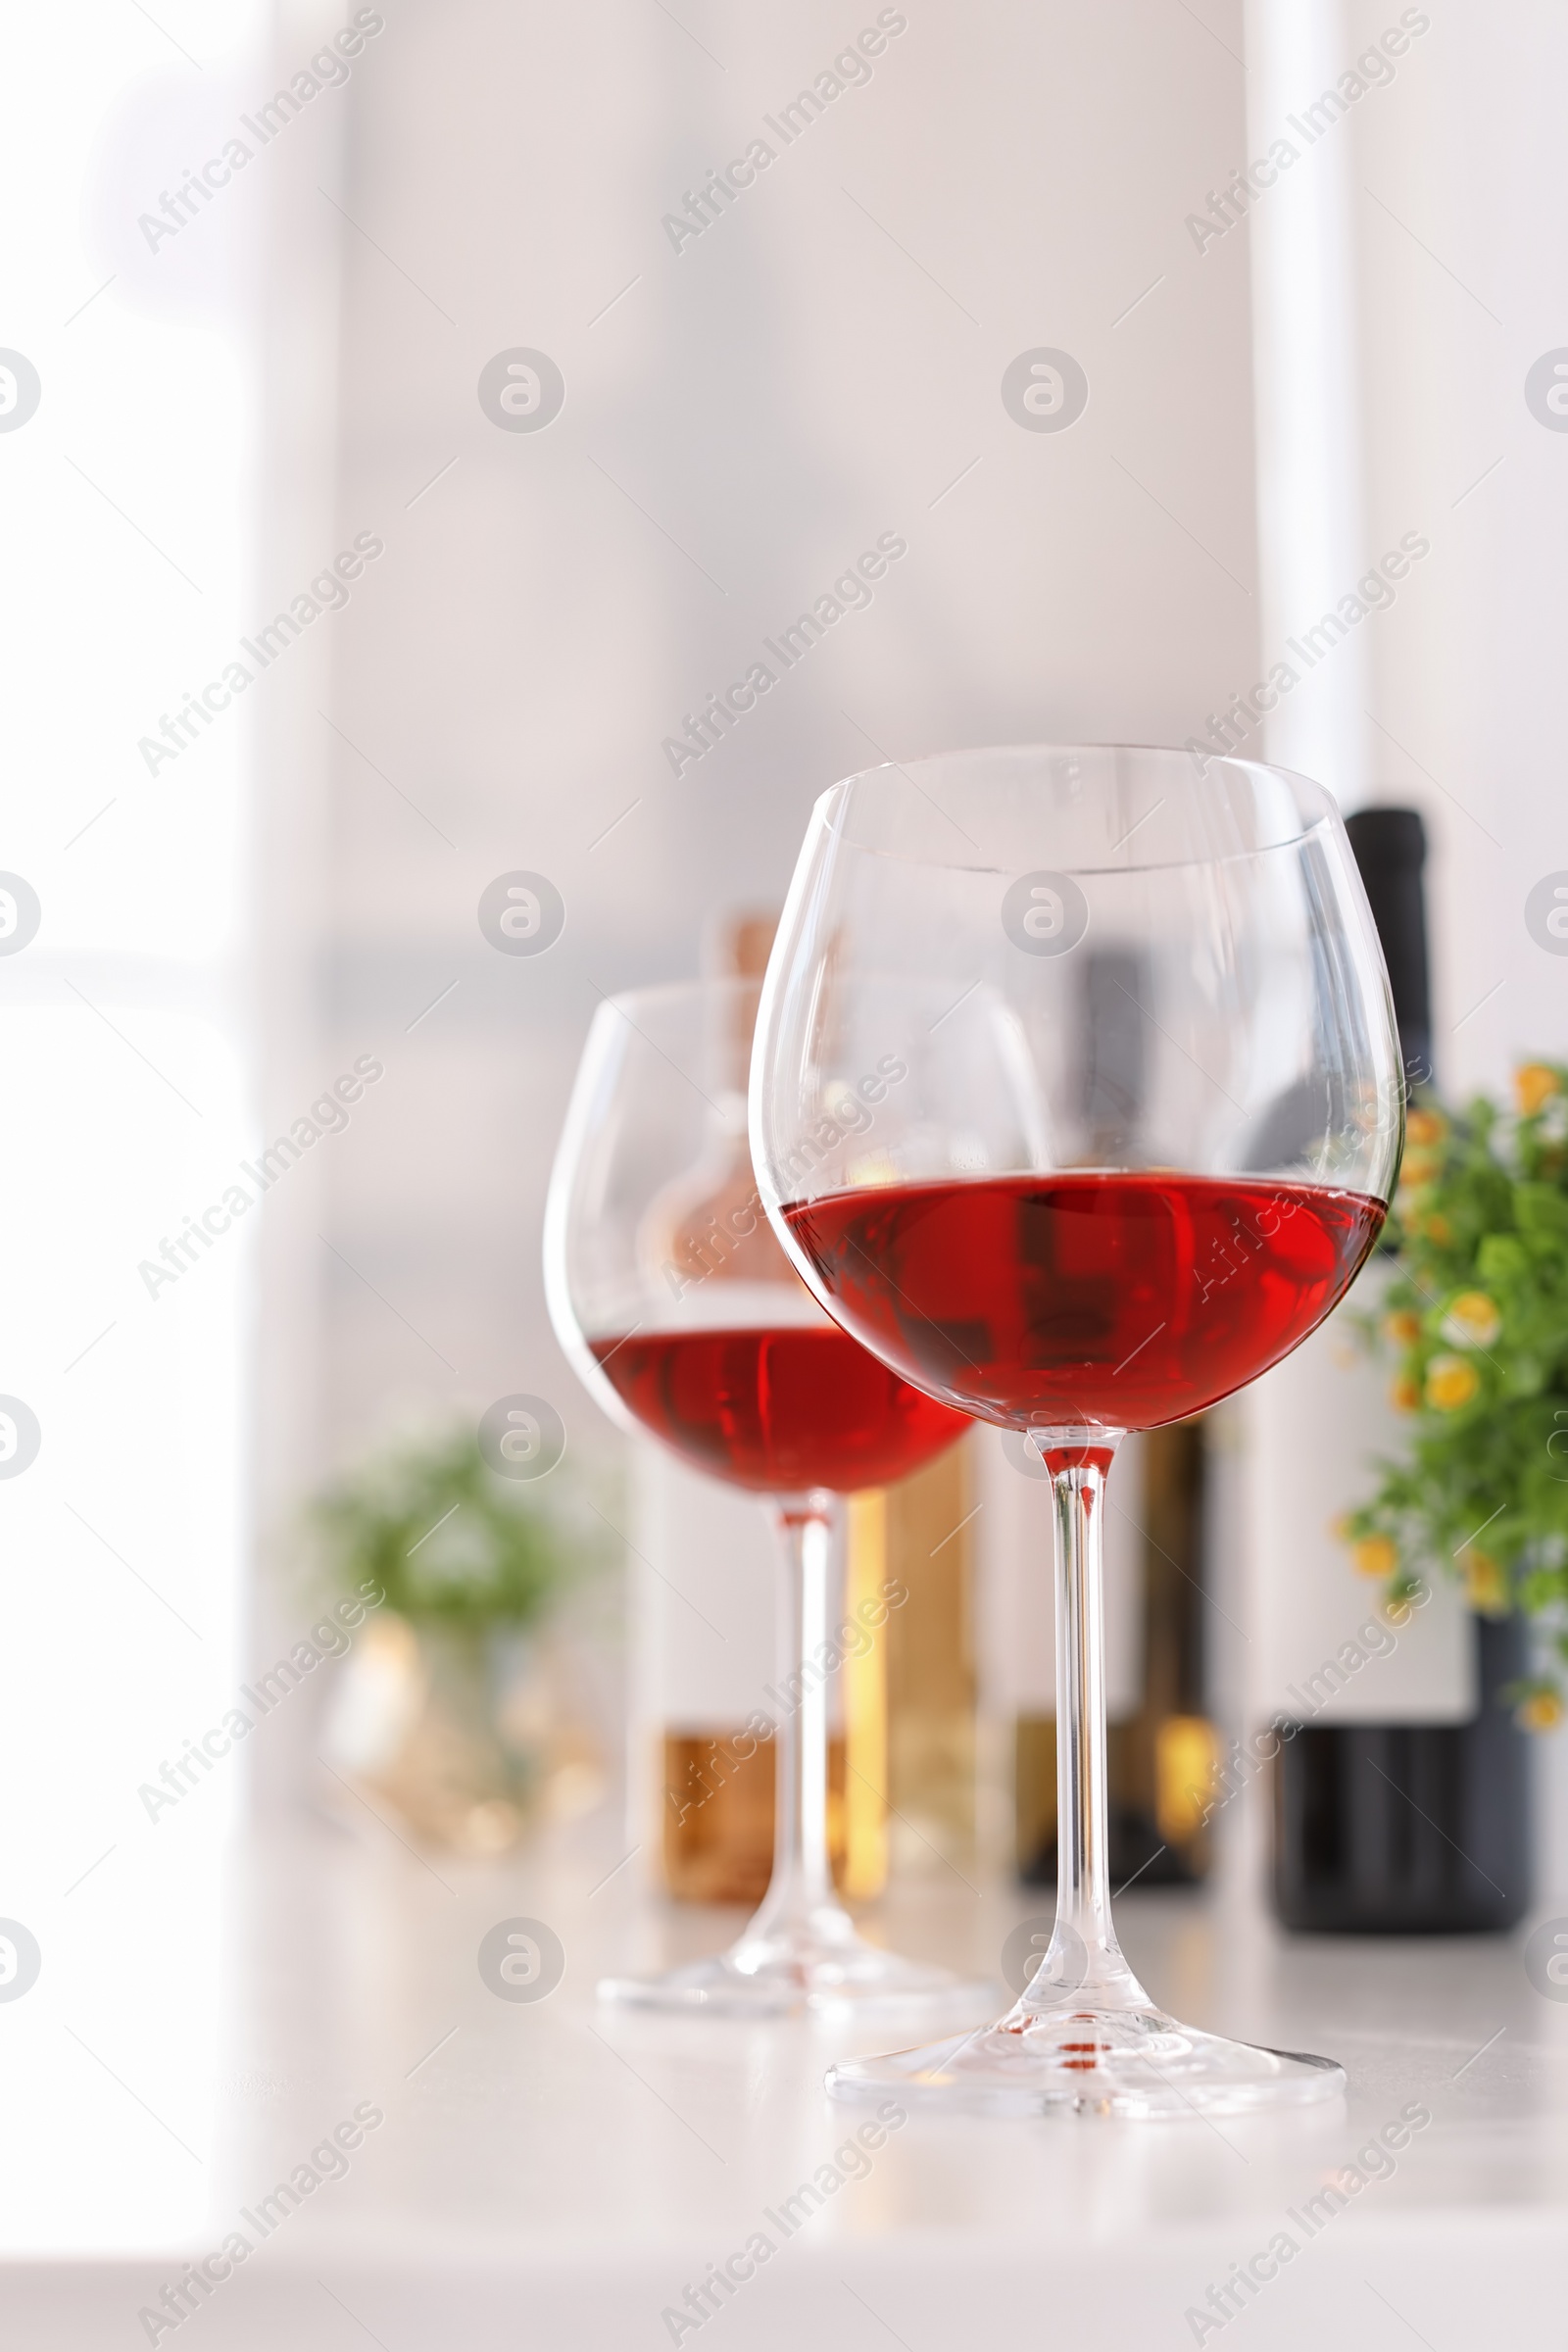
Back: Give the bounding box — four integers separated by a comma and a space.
1515, 1184, 1568, 1242
1477, 1234, 1529, 1284
308, 1429, 601, 1629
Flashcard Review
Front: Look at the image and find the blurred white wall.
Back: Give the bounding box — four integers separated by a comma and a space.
317, 0, 1260, 1485
0, 0, 285, 2241
1245, 0, 1568, 1087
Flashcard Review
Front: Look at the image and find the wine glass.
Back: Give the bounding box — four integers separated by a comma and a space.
544, 976, 990, 2015
751, 745, 1402, 2113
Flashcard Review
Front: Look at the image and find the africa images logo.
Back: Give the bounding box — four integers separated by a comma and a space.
477, 350, 565, 432
1000, 350, 1089, 433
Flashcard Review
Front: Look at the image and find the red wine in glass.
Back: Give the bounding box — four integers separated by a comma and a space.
547, 974, 986, 2018
783, 1172, 1385, 1432
589, 1324, 968, 1494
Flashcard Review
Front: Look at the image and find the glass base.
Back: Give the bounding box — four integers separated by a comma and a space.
599, 1917, 996, 2021
826, 2003, 1347, 2117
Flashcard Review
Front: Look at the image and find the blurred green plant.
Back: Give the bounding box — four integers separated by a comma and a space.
312, 1426, 591, 1633
1342, 1061, 1568, 1729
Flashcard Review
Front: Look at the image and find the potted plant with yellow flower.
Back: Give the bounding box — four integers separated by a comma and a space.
1344, 1061, 1568, 1727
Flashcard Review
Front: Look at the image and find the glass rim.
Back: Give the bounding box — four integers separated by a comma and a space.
814, 742, 1342, 875
590, 973, 761, 1025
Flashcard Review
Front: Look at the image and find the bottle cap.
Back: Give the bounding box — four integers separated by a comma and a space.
1346, 806, 1432, 1090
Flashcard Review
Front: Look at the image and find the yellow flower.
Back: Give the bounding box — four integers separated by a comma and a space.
1439, 1292, 1502, 1350
1405, 1108, 1447, 1148
1398, 1148, 1441, 1188
1516, 1690, 1564, 1734
1516, 1064, 1562, 1116
1425, 1353, 1480, 1411
1391, 1372, 1422, 1413
1382, 1309, 1422, 1348
1420, 1211, 1454, 1246
1349, 1534, 1398, 1580
1460, 1550, 1508, 1616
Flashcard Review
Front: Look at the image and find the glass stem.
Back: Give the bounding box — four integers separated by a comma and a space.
750, 1494, 854, 1942
1031, 1432, 1149, 2014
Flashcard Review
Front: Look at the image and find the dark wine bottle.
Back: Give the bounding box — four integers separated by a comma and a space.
1006, 948, 1219, 1893
1268, 807, 1531, 1932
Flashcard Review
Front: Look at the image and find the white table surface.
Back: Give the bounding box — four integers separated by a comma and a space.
7, 1820, 1568, 2349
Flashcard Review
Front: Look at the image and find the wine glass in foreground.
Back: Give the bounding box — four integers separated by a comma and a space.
544, 977, 987, 2015
751, 745, 1403, 2113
